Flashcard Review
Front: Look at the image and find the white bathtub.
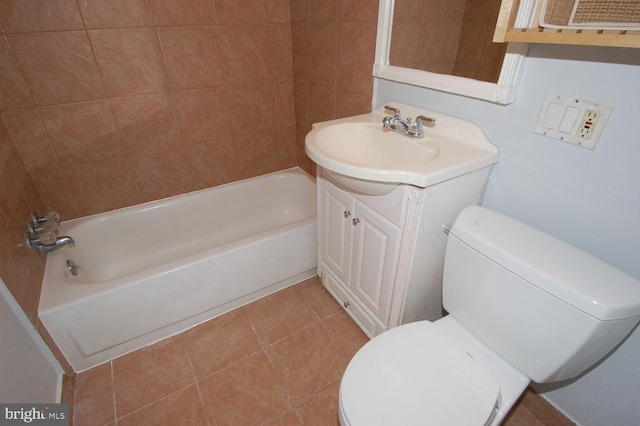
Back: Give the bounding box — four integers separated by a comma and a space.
39, 167, 317, 372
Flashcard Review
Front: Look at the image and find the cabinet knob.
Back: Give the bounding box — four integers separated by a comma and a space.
344, 210, 351, 218
343, 301, 350, 308
352, 218, 360, 226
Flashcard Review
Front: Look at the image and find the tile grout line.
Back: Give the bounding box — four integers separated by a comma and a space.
109, 361, 117, 426
111, 335, 204, 425
240, 305, 304, 423
182, 334, 213, 426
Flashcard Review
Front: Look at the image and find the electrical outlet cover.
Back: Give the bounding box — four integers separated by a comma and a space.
534, 92, 614, 150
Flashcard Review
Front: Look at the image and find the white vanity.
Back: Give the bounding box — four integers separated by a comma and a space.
306, 102, 499, 337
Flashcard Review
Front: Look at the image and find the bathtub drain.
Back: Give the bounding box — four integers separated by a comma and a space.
66, 259, 79, 276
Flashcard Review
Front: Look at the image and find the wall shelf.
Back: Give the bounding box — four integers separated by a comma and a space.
494, 0, 640, 48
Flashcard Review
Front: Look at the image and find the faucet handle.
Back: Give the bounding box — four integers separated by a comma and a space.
415, 115, 436, 128
384, 105, 400, 118
409, 116, 436, 138
31, 210, 60, 224
24, 230, 57, 253
28, 219, 57, 235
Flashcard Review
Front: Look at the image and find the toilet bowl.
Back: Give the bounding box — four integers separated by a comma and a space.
339, 318, 529, 426
338, 206, 640, 426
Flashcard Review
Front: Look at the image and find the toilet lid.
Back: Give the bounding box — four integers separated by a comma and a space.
340, 321, 501, 426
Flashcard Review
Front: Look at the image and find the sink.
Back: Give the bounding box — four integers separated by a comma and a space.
305, 102, 499, 192
312, 122, 439, 169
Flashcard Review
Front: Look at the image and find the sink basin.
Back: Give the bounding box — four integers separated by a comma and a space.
305, 102, 499, 191
313, 122, 439, 169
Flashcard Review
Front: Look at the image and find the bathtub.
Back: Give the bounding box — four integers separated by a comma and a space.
38, 167, 317, 372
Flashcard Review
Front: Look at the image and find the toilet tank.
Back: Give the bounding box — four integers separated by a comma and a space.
443, 206, 640, 383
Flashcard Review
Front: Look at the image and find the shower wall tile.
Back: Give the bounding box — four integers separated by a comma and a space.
111, 93, 182, 155
172, 87, 234, 144
308, 84, 336, 124
336, 21, 376, 95
336, 89, 373, 118
127, 149, 194, 203
305, 0, 338, 21
0, 37, 33, 111
291, 23, 309, 79
0, 108, 59, 173
8, 31, 105, 106
227, 82, 277, 136
216, 0, 269, 25
234, 132, 282, 179
0, 122, 28, 220
151, 0, 217, 26
150, 0, 217, 26
89, 28, 169, 98
218, 25, 274, 85
338, 0, 380, 21
157, 26, 225, 91
0, 211, 6, 245
270, 23, 294, 79
0, 0, 83, 33
269, 0, 292, 22
275, 80, 298, 167
306, 22, 336, 87
39, 101, 123, 166
29, 168, 83, 220
66, 158, 140, 216
79, 0, 156, 29
290, 0, 307, 23
183, 141, 239, 191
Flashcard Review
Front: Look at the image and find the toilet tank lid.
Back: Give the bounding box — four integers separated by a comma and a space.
450, 206, 640, 321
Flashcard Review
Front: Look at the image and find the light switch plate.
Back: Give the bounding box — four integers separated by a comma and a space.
534, 92, 614, 150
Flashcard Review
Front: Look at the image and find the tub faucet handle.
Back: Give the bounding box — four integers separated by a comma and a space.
29, 210, 60, 235
31, 210, 60, 224
28, 219, 58, 234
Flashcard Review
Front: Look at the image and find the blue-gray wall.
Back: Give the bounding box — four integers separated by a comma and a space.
374, 44, 640, 425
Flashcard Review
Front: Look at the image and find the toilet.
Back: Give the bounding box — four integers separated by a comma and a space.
338, 206, 640, 426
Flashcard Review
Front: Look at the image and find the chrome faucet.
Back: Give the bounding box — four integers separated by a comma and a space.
25, 232, 75, 254
24, 210, 75, 254
382, 105, 436, 138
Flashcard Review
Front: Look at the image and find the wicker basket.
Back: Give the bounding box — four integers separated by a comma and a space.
541, 0, 640, 29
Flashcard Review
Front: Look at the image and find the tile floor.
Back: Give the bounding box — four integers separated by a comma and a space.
69, 276, 574, 426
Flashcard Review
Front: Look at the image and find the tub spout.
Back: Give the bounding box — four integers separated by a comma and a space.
40, 236, 75, 254
26, 233, 75, 254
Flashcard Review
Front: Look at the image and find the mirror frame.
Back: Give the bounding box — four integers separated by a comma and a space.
373, 0, 537, 104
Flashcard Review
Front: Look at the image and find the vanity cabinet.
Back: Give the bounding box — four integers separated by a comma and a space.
321, 177, 401, 331
317, 166, 493, 338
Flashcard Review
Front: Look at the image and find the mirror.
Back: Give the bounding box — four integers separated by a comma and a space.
390, 0, 507, 83
374, 0, 535, 104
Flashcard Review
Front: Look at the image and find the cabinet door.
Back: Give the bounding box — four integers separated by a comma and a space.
320, 182, 354, 284
350, 202, 401, 323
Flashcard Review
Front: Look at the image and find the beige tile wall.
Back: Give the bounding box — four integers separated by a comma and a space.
0, 0, 297, 221
291, 0, 378, 174
0, 0, 378, 332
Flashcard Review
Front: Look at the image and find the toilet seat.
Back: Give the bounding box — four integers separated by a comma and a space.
339, 321, 501, 426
